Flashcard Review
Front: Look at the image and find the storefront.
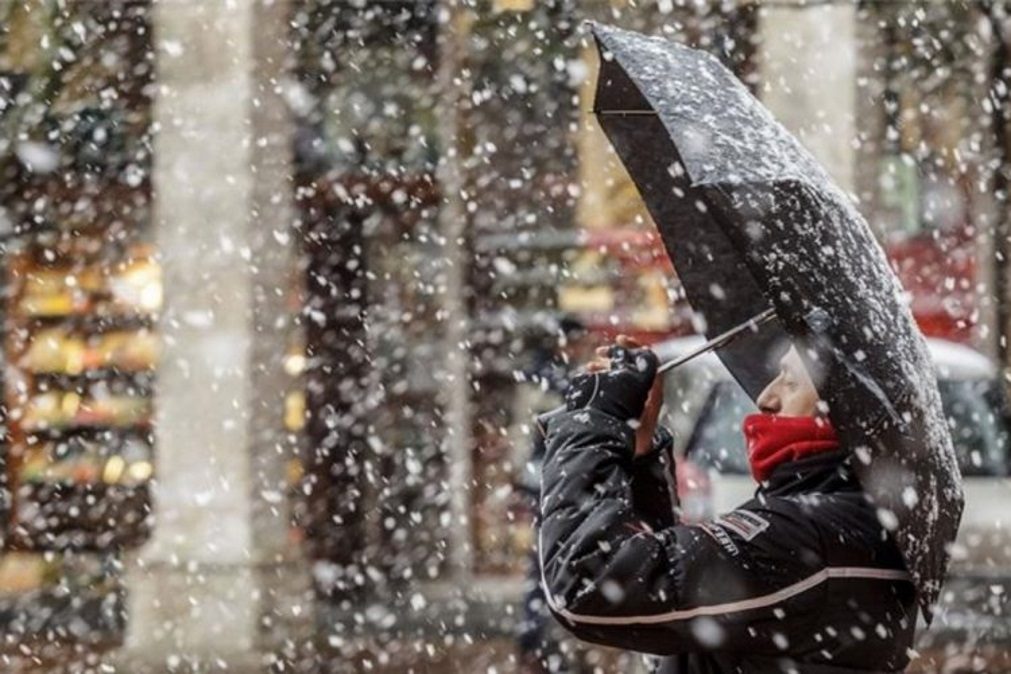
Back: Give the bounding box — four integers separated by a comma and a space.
0, 0, 156, 650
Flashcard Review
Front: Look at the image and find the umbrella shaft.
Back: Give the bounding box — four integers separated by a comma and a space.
657, 307, 777, 374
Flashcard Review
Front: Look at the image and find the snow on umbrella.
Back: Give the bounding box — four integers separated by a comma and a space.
590, 22, 963, 618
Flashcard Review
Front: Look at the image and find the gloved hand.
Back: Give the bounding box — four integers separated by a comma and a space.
564, 345, 659, 424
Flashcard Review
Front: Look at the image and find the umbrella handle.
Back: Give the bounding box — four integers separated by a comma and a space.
534, 307, 777, 438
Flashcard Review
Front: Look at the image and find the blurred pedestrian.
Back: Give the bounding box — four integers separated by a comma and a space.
516, 316, 584, 674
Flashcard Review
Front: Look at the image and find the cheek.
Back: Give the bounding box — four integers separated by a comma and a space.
799, 389, 821, 416
784, 388, 820, 416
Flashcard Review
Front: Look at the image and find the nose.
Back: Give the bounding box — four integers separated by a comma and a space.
756, 381, 779, 414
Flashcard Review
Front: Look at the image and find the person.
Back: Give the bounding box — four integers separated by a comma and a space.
537, 335, 918, 673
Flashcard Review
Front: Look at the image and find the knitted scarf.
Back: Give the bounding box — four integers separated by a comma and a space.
742, 413, 840, 483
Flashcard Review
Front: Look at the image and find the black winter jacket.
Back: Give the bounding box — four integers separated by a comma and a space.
538, 409, 918, 673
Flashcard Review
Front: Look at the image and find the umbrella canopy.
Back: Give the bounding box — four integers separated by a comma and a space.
590, 22, 963, 618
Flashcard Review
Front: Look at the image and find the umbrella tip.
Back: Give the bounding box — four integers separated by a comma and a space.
583, 20, 615, 38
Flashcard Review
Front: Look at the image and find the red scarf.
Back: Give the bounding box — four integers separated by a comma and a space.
742, 414, 839, 483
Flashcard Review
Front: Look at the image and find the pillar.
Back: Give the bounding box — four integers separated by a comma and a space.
116, 0, 310, 671
434, 0, 475, 580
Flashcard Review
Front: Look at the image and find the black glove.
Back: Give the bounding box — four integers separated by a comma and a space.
564, 346, 659, 423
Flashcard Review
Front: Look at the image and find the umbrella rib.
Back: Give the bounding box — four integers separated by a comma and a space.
593, 109, 657, 116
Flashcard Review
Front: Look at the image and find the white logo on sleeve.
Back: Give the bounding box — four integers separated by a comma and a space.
713, 509, 770, 541
698, 521, 740, 556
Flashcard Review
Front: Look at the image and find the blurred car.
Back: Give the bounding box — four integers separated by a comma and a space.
655, 335, 1011, 584
656, 335, 1011, 649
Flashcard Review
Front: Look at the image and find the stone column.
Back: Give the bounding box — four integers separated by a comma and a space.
757, 3, 858, 194
116, 1, 309, 671
434, 1, 475, 579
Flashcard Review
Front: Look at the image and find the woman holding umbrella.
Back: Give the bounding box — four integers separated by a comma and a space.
537, 335, 918, 673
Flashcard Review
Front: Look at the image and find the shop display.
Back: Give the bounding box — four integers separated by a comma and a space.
0, 0, 153, 644
3, 245, 160, 551
23, 328, 159, 375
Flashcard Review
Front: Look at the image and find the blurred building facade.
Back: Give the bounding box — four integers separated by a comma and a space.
0, 0, 1008, 671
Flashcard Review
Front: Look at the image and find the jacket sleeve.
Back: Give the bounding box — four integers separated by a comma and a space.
629, 426, 678, 531
538, 409, 825, 656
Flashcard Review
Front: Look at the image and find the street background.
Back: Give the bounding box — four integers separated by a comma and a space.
0, 0, 1008, 672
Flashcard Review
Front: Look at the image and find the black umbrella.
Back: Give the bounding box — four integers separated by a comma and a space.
590, 22, 963, 619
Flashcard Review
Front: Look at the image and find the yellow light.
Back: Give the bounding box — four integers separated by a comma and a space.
139, 280, 163, 312
60, 392, 81, 417
286, 458, 304, 486
103, 455, 126, 484
494, 0, 534, 10
558, 285, 614, 313
283, 353, 306, 376
284, 391, 306, 432
64, 340, 85, 375
127, 461, 154, 482
110, 260, 163, 313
